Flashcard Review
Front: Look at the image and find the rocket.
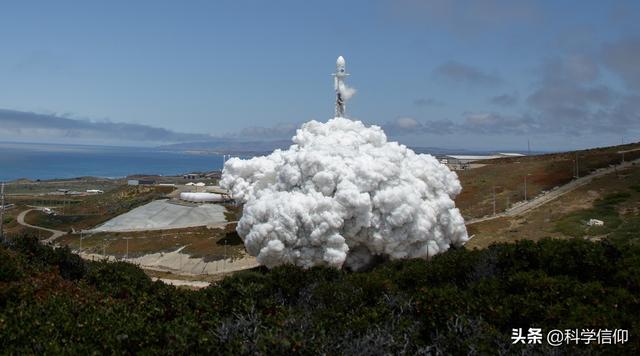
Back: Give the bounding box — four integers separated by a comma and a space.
333, 56, 349, 117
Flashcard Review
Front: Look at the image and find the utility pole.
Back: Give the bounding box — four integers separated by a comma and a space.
223, 240, 228, 272
492, 186, 497, 216
0, 182, 5, 243
527, 139, 531, 155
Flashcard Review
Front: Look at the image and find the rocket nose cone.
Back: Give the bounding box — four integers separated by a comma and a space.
337, 56, 345, 67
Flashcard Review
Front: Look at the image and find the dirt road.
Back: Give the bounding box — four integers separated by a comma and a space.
16, 209, 66, 243
466, 159, 639, 225
16, 208, 255, 286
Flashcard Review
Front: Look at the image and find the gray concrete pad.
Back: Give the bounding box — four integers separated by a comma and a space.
91, 199, 227, 232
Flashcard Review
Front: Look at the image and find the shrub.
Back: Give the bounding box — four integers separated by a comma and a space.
1, 234, 639, 354
85, 261, 153, 298
0, 246, 24, 282
55, 246, 87, 280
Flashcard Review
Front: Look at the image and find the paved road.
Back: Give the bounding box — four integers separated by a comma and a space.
466, 159, 639, 225
16, 208, 66, 244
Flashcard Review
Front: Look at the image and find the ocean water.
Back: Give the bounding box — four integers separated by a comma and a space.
0, 142, 231, 181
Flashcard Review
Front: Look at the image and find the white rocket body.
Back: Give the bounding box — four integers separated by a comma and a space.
333, 56, 349, 117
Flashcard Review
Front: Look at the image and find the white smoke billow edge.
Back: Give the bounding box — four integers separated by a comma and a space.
221, 118, 468, 270
337, 81, 356, 100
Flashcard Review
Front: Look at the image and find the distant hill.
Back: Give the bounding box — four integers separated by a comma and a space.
157, 139, 291, 155
157, 140, 533, 157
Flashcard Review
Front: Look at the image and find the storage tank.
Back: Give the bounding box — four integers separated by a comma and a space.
179, 192, 225, 203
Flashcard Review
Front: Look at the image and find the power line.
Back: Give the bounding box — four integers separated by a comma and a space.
0, 182, 5, 242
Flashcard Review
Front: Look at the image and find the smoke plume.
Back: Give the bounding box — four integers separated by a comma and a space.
221, 117, 468, 270
337, 81, 357, 100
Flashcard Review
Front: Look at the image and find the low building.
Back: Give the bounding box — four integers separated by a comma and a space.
587, 219, 604, 226
438, 152, 526, 170
128, 179, 156, 186
206, 171, 222, 179
183, 173, 203, 180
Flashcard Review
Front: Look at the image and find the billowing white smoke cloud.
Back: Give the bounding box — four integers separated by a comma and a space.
221, 118, 468, 270
337, 81, 356, 100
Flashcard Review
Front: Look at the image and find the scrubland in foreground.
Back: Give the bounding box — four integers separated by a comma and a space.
1, 233, 638, 354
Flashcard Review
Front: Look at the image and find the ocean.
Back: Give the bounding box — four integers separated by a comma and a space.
0, 141, 535, 182
0, 142, 231, 181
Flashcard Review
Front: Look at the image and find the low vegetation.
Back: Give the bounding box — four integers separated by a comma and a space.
1, 233, 638, 354
3, 178, 120, 195
456, 142, 640, 219
468, 163, 640, 249
554, 192, 628, 237
57, 224, 245, 261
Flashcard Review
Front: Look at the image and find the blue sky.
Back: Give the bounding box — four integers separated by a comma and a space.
1, 0, 639, 151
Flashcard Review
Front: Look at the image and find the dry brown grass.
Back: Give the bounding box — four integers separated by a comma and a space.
143, 268, 249, 285
456, 141, 640, 220
466, 164, 640, 250
57, 224, 245, 261
1, 205, 46, 240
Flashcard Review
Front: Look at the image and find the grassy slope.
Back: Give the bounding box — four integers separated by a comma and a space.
456, 142, 640, 220
57, 224, 245, 261
467, 163, 640, 249
3, 178, 121, 195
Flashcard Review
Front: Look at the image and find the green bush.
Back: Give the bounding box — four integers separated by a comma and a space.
0, 246, 24, 282
13, 234, 58, 269
85, 261, 153, 298
1, 235, 639, 354
55, 246, 87, 280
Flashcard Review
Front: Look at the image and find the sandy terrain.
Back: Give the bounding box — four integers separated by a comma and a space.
151, 278, 211, 288
79, 247, 259, 276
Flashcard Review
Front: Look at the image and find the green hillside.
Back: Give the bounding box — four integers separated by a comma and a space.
1, 234, 638, 354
